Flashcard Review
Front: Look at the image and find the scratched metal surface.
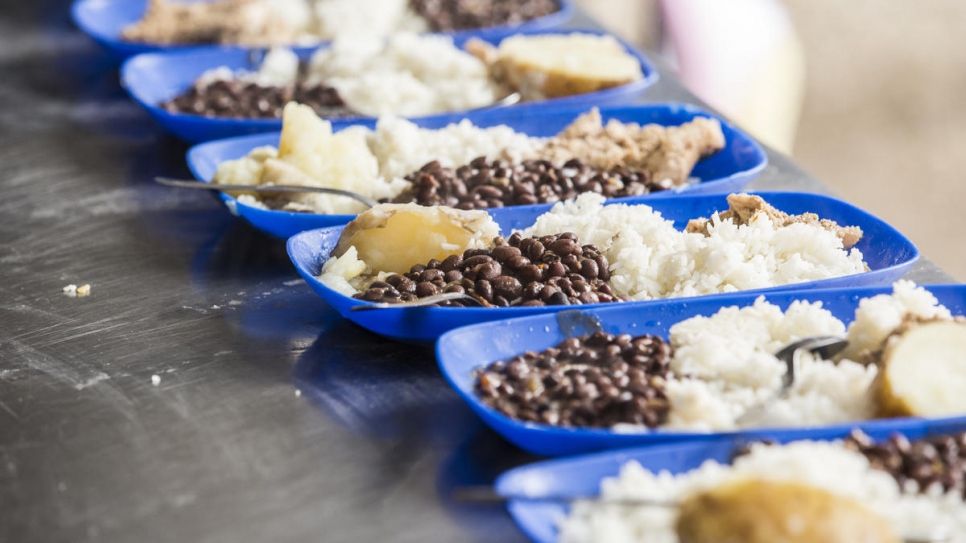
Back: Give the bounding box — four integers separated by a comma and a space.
0, 2, 955, 543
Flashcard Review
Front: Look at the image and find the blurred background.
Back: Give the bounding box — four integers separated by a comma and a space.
576, 0, 966, 280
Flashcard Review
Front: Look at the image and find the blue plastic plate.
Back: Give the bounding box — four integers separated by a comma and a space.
121, 28, 658, 142
286, 191, 919, 344
187, 103, 767, 238
496, 418, 966, 543
73, 0, 576, 60
437, 284, 963, 457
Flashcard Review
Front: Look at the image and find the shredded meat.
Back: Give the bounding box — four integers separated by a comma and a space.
536, 109, 726, 187
685, 193, 864, 249
122, 0, 302, 46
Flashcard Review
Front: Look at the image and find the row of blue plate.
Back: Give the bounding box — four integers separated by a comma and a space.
72, 4, 964, 542
73, 0, 578, 59
73, 0, 661, 143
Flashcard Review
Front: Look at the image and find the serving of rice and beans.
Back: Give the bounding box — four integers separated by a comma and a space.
559, 430, 966, 543
213, 103, 724, 215
162, 32, 644, 119
319, 191, 867, 308
475, 281, 966, 432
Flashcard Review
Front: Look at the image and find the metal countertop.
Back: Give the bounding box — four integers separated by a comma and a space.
0, 2, 955, 542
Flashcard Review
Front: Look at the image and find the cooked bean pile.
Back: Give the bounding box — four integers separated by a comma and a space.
475, 331, 673, 427
845, 430, 966, 495
389, 157, 662, 210
411, 0, 559, 31
354, 232, 621, 307
162, 80, 358, 119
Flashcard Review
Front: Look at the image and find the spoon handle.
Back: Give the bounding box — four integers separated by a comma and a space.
450, 486, 676, 507
154, 177, 379, 208
350, 291, 485, 311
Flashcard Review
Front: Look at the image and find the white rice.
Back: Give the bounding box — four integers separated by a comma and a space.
558, 440, 966, 543
522, 193, 869, 300
194, 47, 301, 88
310, 0, 428, 41
306, 33, 498, 117
321, 192, 874, 299
365, 116, 542, 182
193, 33, 496, 118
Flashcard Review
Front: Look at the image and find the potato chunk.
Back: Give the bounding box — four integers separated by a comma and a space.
675, 478, 899, 543
469, 34, 643, 101
332, 204, 499, 275
876, 320, 966, 418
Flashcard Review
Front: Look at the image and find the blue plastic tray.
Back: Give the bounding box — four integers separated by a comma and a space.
72, 0, 576, 60
188, 103, 766, 239
495, 418, 966, 543
437, 284, 963, 457
286, 192, 919, 344
122, 28, 658, 142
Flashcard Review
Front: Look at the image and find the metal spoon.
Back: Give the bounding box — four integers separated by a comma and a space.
486, 91, 522, 109
451, 485, 675, 508
154, 177, 379, 208
350, 291, 486, 311
736, 335, 849, 425
773, 335, 850, 390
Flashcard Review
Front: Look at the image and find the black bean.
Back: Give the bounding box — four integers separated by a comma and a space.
463, 255, 494, 268
397, 278, 417, 294
546, 291, 570, 306
415, 282, 438, 297
492, 276, 523, 300
475, 261, 502, 281
505, 255, 531, 270
491, 245, 521, 263
353, 232, 620, 309
440, 254, 463, 272
475, 279, 493, 302
518, 264, 543, 284
363, 288, 386, 301
420, 269, 445, 283
164, 79, 357, 119
547, 262, 567, 278
474, 332, 672, 428
525, 241, 545, 261
548, 238, 579, 256
579, 259, 599, 280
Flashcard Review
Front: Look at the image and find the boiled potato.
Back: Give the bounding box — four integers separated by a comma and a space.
470, 34, 643, 101
876, 320, 966, 418
275, 102, 379, 195
675, 478, 899, 543
332, 204, 499, 275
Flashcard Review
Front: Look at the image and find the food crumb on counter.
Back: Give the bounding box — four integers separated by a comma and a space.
63, 284, 91, 297
151, 375, 161, 386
